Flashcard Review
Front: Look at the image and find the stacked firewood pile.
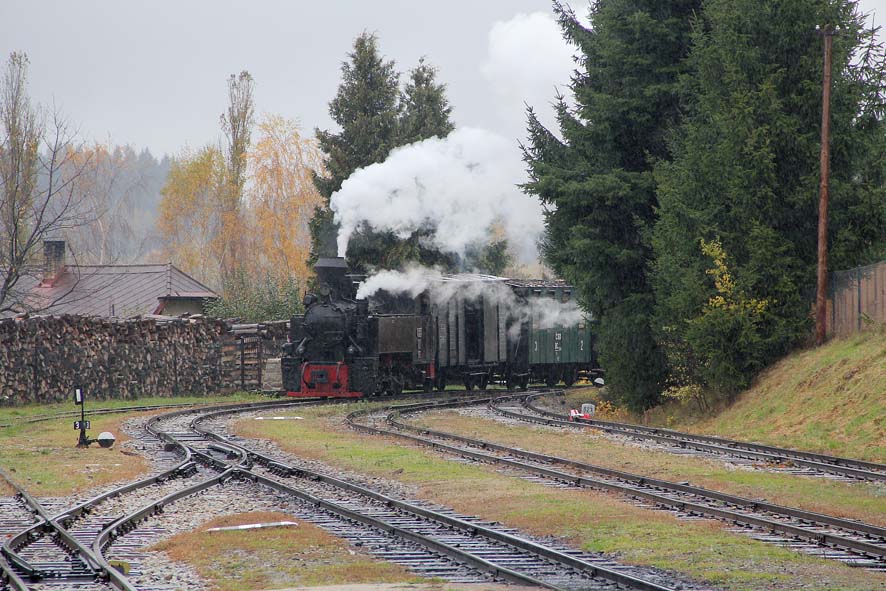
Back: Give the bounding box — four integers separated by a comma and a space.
222, 320, 289, 392
0, 315, 230, 405
228, 320, 289, 353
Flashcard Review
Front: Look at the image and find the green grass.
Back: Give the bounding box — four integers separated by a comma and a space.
410, 410, 886, 526
236, 404, 885, 591
567, 331, 885, 462
677, 331, 885, 461
0, 392, 268, 495
0, 412, 148, 495
0, 391, 268, 425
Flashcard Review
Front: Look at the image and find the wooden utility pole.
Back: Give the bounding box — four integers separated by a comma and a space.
815, 25, 836, 346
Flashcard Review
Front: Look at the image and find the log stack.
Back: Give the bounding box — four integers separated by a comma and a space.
0, 315, 229, 405
220, 320, 289, 392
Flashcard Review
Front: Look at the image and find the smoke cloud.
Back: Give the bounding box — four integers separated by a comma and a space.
330, 127, 544, 263
355, 266, 585, 334
355, 266, 443, 300
480, 12, 577, 138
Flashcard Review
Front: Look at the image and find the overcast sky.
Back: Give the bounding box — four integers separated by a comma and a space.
2, 0, 885, 158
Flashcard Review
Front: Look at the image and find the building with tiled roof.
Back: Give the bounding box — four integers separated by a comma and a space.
6, 241, 217, 318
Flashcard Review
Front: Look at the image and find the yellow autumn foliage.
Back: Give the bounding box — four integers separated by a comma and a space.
158, 115, 324, 292
700, 239, 768, 314
158, 144, 227, 286
245, 114, 324, 288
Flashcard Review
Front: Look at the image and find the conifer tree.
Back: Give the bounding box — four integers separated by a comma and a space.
523, 0, 700, 410
399, 58, 454, 144
346, 57, 457, 272
309, 33, 401, 264
309, 36, 456, 273
653, 0, 886, 395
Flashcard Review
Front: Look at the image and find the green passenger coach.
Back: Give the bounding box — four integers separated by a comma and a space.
507, 280, 597, 388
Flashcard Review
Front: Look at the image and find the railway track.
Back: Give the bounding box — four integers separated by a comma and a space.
4, 387, 880, 590
4, 393, 695, 590
0, 439, 211, 590
0, 467, 124, 591
345, 395, 886, 571
509, 394, 886, 482
177, 396, 691, 590
0, 397, 329, 590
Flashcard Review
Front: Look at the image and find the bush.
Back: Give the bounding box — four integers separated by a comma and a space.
206, 270, 303, 323
683, 240, 771, 396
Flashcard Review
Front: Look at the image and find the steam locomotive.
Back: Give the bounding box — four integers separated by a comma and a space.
281, 257, 599, 397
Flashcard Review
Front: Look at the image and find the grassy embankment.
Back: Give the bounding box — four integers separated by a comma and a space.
681, 330, 884, 460
235, 403, 884, 591
572, 329, 885, 462
151, 511, 425, 591
0, 393, 266, 496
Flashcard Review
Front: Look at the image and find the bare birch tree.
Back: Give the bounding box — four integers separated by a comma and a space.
0, 52, 90, 314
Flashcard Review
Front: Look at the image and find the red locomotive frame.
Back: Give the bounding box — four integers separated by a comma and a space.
287, 362, 363, 398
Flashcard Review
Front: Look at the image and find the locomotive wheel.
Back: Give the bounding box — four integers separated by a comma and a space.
464, 376, 475, 391
478, 375, 489, 390
436, 374, 447, 392
423, 378, 433, 393
505, 374, 514, 391
545, 374, 558, 388
519, 375, 529, 391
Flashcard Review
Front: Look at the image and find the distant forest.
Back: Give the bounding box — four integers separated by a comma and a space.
59, 145, 171, 265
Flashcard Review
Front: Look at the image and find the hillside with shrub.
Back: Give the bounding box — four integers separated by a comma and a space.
647, 330, 885, 461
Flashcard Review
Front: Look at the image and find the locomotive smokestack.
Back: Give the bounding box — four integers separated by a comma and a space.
314, 257, 349, 296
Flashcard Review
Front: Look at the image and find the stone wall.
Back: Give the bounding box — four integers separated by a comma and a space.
0, 315, 230, 405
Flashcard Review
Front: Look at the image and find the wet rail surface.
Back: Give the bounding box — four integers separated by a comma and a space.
7, 387, 880, 590
346, 395, 886, 571
1, 394, 440, 591
0, 467, 122, 591
0, 397, 323, 591
182, 396, 690, 590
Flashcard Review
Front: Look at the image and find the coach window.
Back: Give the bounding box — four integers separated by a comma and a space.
562, 290, 571, 303
548, 289, 556, 299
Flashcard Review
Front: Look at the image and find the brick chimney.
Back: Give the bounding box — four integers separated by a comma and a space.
42, 240, 66, 286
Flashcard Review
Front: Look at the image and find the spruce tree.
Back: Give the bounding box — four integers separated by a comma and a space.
653, 0, 886, 395
399, 57, 454, 144
345, 57, 457, 272
309, 38, 457, 273
523, 0, 700, 410
309, 33, 401, 263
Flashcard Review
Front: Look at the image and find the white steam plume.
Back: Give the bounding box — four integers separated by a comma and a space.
355, 267, 586, 334
481, 12, 577, 139
355, 266, 443, 300
527, 298, 585, 331
330, 127, 544, 263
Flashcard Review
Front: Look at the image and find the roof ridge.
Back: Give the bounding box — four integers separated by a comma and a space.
72, 263, 169, 268
166, 262, 216, 294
